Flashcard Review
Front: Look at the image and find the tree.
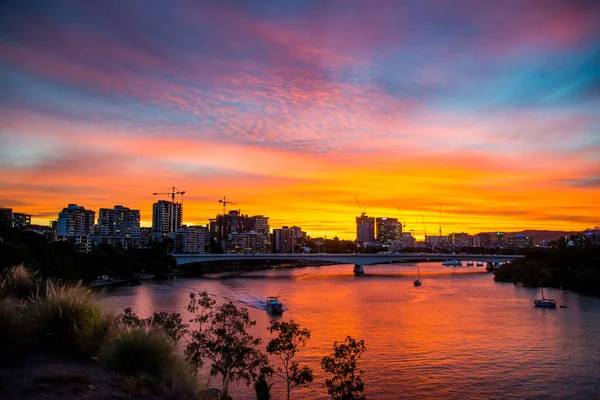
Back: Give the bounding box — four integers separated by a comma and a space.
321, 336, 366, 400
266, 320, 313, 400
185, 292, 269, 398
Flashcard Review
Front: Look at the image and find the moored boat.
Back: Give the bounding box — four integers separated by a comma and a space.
532, 286, 557, 309
265, 296, 284, 314
414, 265, 422, 286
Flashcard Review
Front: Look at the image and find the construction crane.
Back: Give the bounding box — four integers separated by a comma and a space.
218, 196, 237, 214
354, 195, 366, 217
153, 186, 185, 203
397, 208, 407, 228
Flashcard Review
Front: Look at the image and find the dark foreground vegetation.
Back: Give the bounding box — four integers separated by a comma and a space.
494, 235, 600, 295
1, 265, 367, 399
0, 227, 176, 282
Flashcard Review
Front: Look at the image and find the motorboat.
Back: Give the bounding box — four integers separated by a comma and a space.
532, 287, 557, 309
476, 262, 484, 267
466, 261, 474, 267
265, 297, 284, 314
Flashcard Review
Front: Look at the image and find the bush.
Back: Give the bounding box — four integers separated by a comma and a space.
1, 265, 38, 300
0, 298, 29, 360
27, 281, 111, 356
102, 327, 180, 379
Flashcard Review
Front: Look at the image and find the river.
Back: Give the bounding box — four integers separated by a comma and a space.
97, 262, 600, 399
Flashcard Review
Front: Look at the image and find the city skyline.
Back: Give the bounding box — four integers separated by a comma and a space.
1, 0, 599, 240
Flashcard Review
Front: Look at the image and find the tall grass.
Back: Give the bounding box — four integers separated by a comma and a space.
102, 327, 179, 377
102, 327, 204, 398
27, 281, 112, 356
0, 297, 30, 360
1, 264, 38, 300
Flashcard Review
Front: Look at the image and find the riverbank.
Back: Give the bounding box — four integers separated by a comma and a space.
493, 246, 600, 296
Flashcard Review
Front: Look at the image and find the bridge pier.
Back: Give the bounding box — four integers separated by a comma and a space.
485, 262, 500, 271
353, 264, 364, 275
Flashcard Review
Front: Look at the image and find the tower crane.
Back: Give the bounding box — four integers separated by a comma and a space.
153, 186, 185, 203
218, 196, 237, 214
354, 195, 366, 217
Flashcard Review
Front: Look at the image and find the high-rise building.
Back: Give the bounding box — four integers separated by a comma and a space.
448, 232, 473, 248
56, 204, 95, 253
174, 225, 208, 253
273, 227, 296, 253
152, 200, 183, 236
356, 214, 375, 243
210, 211, 270, 253
57, 204, 95, 236
376, 217, 403, 243
0, 208, 31, 228
94, 205, 141, 248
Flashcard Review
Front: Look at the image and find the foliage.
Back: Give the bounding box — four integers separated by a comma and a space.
321, 336, 367, 400
185, 291, 270, 398
27, 280, 111, 356
254, 371, 272, 400
494, 238, 600, 294
0, 264, 39, 300
102, 326, 179, 378
116, 307, 188, 342
0, 227, 176, 282
267, 319, 313, 400
0, 297, 30, 360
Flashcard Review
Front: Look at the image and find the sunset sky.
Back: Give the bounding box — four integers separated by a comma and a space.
1, 0, 599, 239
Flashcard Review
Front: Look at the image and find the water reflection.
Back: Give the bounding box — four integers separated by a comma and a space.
98, 262, 600, 400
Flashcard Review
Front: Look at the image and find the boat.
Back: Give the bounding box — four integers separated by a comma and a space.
442, 259, 462, 267
265, 297, 284, 314
476, 262, 484, 267
414, 265, 422, 286
466, 261, 474, 267
532, 286, 557, 309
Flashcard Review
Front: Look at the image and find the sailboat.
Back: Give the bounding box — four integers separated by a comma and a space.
532, 286, 556, 308
414, 265, 422, 286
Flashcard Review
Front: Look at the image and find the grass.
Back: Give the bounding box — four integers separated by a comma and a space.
0, 297, 29, 360
27, 280, 112, 356
101, 327, 179, 378
102, 327, 205, 399
1, 264, 39, 300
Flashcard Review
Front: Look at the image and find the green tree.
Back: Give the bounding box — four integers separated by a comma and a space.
321, 336, 366, 400
185, 291, 269, 398
266, 320, 313, 400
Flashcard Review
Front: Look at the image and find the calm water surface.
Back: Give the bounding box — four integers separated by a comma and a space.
98, 263, 600, 399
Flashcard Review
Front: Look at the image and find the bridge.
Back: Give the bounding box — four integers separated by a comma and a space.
173, 253, 523, 274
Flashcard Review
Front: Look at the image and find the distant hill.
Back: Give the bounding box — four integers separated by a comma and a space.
485, 230, 582, 245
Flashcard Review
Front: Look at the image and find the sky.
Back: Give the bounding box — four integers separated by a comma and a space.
1, 0, 599, 239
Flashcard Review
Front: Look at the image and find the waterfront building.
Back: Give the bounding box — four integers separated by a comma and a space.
390, 233, 416, 252
448, 232, 473, 248
228, 231, 270, 254
55, 204, 95, 253
273, 226, 296, 253
488, 232, 507, 249
174, 225, 209, 253
210, 211, 271, 253
93, 205, 141, 248
507, 234, 534, 249
473, 233, 490, 247
425, 235, 449, 247
152, 200, 183, 237
139, 227, 155, 248
56, 204, 95, 236
376, 217, 403, 243
0, 207, 32, 228
356, 213, 375, 243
